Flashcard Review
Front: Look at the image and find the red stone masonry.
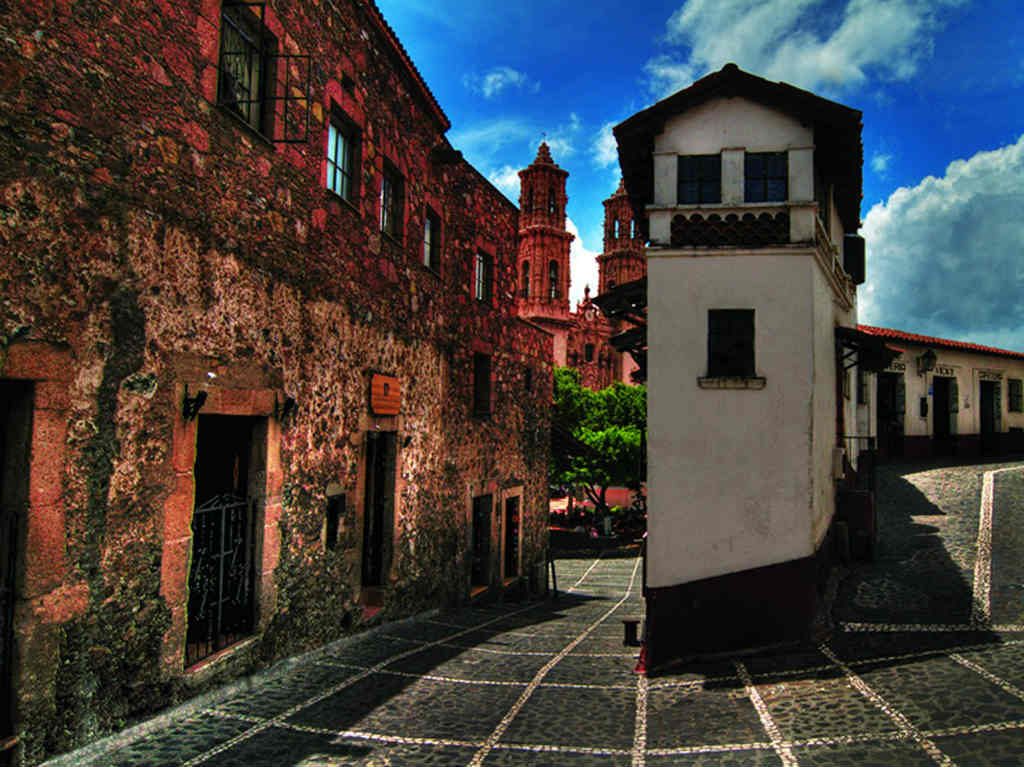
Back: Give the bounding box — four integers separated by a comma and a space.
0, 0, 552, 763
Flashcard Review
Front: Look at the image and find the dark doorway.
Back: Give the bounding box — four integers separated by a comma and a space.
933, 376, 954, 454
503, 496, 520, 579
0, 382, 32, 766
876, 372, 905, 460
471, 495, 492, 588
362, 432, 396, 588
186, 415, 262, 667
980, 381, 1001, 455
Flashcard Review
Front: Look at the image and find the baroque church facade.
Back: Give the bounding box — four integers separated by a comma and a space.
515, 144, 646, 389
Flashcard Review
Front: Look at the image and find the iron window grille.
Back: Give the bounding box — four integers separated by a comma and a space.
745, 152, 788, 203
677, 155, 721, 205
380, 163, 403, 239
216, 1, 311, 143
474, 252, 493, 303
423, 207, 441, 272
1010, 379, 1023, 412
473, 353, 492, 417
327, 114, 358, 201
707, 309, 755, 377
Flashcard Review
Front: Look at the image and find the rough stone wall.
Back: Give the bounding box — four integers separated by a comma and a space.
0, 0, 551, 763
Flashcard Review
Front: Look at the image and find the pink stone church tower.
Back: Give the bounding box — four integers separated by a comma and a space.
516, 142, 575, 365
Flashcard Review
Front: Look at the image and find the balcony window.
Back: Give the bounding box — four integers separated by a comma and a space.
677, 155, 721, 205
745, 152, 788, 203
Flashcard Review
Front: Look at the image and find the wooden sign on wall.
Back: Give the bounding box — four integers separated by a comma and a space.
370, 374, 401, 415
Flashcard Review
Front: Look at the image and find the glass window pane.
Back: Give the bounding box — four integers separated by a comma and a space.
745, 180, 763, 202
766, 179, 786, 201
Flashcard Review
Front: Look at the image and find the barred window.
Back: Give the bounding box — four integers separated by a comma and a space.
677, 155, 721, 204
218, 2, 276, 135
745, 152, 788, 203
326, 116, 358, 201
520, 261, 530, 298
707, 309, 755, 377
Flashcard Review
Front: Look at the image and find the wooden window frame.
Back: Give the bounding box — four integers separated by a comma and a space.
677, 154, 721, 205
474, 251, 493, 304
380, 161, 404, 241
423, 207, 441, 273
744, 151, 788, 203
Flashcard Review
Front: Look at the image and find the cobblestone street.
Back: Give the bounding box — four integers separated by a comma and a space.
52, 460, 1024, 766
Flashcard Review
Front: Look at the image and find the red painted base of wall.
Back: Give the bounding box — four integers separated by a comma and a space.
643, 525, 834, 671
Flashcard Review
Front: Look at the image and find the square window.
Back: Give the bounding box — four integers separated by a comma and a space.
473, 353, 492, 417
218, 2, 276, 135
677, 155, 721, 204
423, 207, 441, 272
707, 309, 755, 377
474, 252, 493, 303
745, 152, 788, 203
326, 115, 359, 202
380, 163, 404, 239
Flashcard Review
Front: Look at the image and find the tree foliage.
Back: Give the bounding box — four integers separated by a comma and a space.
551, 367, 646, 513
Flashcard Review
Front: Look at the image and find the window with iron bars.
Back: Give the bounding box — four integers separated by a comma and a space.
216, 1, 311, 143
218, 2, 276, 135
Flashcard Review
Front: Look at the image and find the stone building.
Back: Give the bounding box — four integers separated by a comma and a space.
615, 64, 886, 668
0, 1, 551, 763
516, 146, 644, 389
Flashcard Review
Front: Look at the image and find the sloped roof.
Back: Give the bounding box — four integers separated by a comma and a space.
367, 2, 450, 131
858, 325, 1024, 361
614, 63, 863, 232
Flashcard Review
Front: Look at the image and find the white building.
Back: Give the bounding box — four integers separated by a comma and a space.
614, 64, 893, 667
859, 325, 1024, 460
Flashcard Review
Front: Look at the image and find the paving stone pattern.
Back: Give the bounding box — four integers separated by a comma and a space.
68, 461, 1024, 766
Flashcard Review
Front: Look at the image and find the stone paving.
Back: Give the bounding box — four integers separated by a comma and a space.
56, 459, 1024, 766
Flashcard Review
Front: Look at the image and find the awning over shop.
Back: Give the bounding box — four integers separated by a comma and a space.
835, 326, 902, 372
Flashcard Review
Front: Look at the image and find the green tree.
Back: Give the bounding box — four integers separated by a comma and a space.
551, 367, 646, 514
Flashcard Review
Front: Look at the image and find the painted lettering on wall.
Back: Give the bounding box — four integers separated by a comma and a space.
934, 365, 956, 377
979, 370, 1003, 381
886, 361, 906, 372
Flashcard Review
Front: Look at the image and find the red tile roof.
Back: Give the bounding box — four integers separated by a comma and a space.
857, 325, 1024, 361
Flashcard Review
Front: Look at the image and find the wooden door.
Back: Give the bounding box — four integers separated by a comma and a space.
471, 495, 492, 587
362, 432, 396, 587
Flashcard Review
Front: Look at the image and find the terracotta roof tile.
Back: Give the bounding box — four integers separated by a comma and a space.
857, 324, 1024, 361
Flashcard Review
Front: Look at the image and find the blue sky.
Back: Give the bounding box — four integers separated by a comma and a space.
378, 0, 1024, 349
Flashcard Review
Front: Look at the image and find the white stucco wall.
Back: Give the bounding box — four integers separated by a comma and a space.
651, 99, 814, 207
647, 253, 824, 587
880, 345, 1024, 436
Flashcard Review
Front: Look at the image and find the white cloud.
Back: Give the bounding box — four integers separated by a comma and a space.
592, 121, 619, 169
448, 118, 534, 166
567, 218, 601, 308
646, 0, 964, 97
544, 112, 582, 159
487, 165, 521, 200
859, 135, 1024, 350
463, 66, 539, 99
870, 152, 892, 175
